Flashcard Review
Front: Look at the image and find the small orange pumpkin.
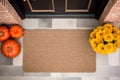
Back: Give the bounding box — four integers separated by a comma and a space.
10, 25, 24, 38
1, 39, 21, 58
0, 26, 10, 42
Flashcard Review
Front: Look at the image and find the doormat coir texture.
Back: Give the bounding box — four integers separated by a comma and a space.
23, 29, 96, 72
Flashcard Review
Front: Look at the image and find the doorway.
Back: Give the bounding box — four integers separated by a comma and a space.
8, 0, 109, 19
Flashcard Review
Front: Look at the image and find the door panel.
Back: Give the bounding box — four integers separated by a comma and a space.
65, 0, 92, 12
25, 0, 94, 13
54, 0, 65, 13
27, 0, 55, 12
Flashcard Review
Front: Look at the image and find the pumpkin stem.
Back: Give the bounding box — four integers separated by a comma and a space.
0, 32, 2, 36
7, 47, 10, 51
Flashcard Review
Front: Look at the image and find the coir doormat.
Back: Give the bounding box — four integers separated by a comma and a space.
23, 29, 96, 72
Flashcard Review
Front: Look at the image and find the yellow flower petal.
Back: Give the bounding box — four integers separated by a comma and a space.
113, 33, 120, 40
103, 24, 113, 34
104, 23, 113, 29
96, 43, 114, 54
90, 31, 96, 38
96, 26, 104, 31
112, 26, 120, 34
96, 37, 103, 44
113, 25, 119, 30
116, 39, 120, 47
103, 34, 114, 42
113, 44, 118, 52
90, 39, 98, 47
105, 43, 113, 53
97, 43, 106, 54
103, 28, 112, 34
96, 30, 104, 38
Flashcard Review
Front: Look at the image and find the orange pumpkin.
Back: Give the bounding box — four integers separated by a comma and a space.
10, 25, 24, 38
0, 26, 10, 42
1, 39, 21, 58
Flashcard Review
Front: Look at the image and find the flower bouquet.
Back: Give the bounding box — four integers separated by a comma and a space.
89, 23, 120, 54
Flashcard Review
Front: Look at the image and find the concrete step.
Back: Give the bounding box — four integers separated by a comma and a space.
0, 65, 24, 76
0, 65, 50, 77
0, 77, 81, 80
0, 66, 120, 77
59, 66, 120, 77
0, 76, 120, 80
24, 72, 50, 77
0, 43, 12, 65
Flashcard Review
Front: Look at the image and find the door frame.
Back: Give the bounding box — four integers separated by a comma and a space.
8, 0, 25, 19
99, 0, 117, 23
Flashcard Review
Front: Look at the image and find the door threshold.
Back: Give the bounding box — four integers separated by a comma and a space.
25, 14, 95, 18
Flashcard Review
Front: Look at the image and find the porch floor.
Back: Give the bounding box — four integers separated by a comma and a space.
0, 18, 120, 80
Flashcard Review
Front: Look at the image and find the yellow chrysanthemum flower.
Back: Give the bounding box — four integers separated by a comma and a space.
104, 23, 113, 29
112, 27, 120, 34
96, 43, 113, 54
116, 39, 120, 47
90, 31, 96, 38
113, 33, 120, 40
96, 30, 104, 38
89, 23, 120, 54
103, 28, 112, 34
113, 25, 119, 30
96, 37, 103, 43
96, 26, 104, 31
97, 43, 106, 54
103, 24, 113, 34
103, 34, 114, 42
105, 43, 113, 53
89, 39, 98, 52
90, 39, 98, 47
113, 44, 118, 52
